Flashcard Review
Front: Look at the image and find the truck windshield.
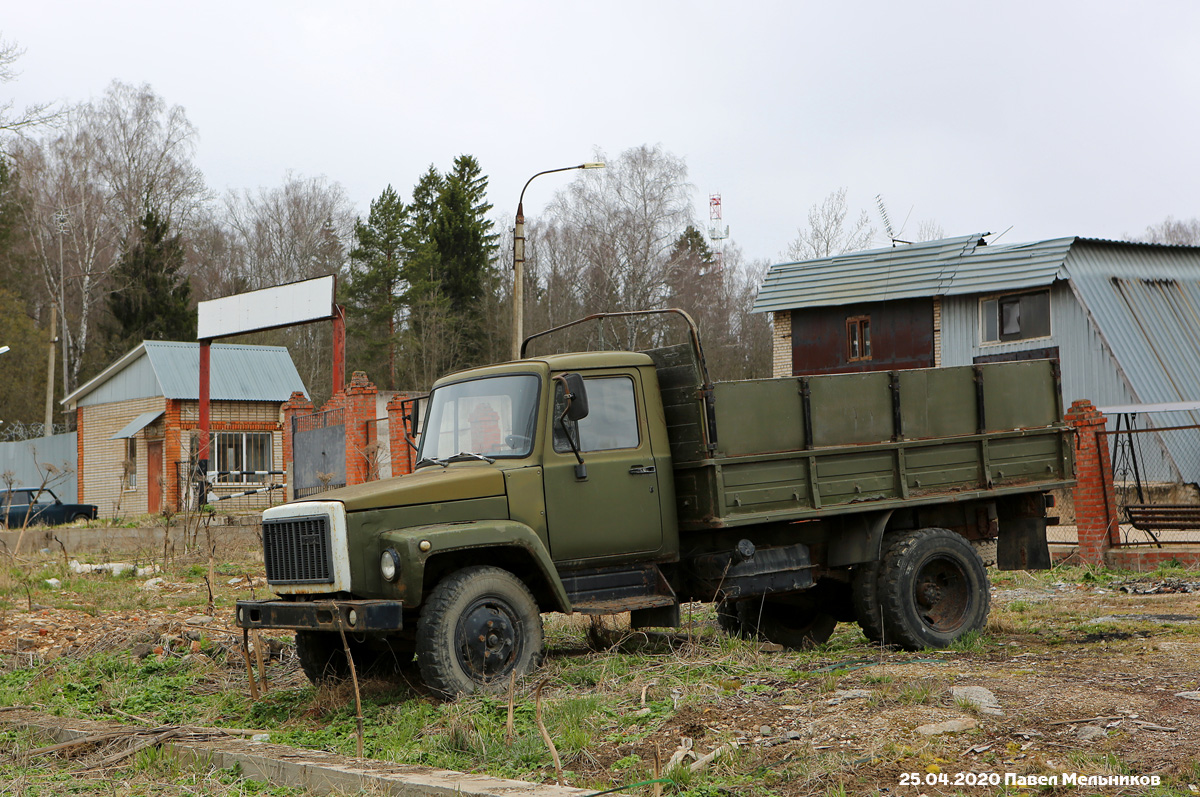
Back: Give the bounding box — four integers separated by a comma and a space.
418, 374, 540, 464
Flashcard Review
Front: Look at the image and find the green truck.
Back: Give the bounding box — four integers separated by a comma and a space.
236, 310, 1072, 696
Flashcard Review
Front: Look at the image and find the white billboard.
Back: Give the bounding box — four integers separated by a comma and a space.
198, 276, 336, 339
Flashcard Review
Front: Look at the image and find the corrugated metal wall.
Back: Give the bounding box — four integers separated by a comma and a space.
0, 433, 79, 503
941, 281, 1139, 409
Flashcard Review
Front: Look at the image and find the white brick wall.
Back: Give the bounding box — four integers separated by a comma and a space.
772, 311, 792, 378
80, 397, 165, 519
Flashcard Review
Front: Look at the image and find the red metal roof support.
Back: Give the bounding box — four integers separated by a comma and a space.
198, 338, 211, 482
332, 305, 346, 395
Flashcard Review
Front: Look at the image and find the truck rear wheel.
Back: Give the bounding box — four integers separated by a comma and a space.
737, 596, 837, 650
877, 528, 990, 650
294, 631, 413, 685
416, 566, 544, 698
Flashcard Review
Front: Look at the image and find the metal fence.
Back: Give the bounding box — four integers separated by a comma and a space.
1103, 421, 1200, 545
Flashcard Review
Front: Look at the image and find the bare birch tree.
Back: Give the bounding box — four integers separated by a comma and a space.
784, 187, 875, 261
11, 81, 207, 391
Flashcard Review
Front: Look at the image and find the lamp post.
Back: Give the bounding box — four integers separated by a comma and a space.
512, 162, 604, 360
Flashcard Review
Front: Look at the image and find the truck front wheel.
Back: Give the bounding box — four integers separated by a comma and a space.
416, 566, 544, 698
877, 528, 990, 650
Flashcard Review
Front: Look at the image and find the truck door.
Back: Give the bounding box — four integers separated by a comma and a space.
543, 372, 663, 563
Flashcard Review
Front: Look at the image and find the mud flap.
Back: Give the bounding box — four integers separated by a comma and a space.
997, 517, 1052, 571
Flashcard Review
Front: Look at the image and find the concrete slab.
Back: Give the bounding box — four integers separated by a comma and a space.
5, 709, 591, 797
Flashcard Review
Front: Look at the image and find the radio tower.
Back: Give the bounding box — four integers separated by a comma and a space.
708, 193, 729, 272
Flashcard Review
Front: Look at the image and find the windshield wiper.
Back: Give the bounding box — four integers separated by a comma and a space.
446, 451, 496, 464
414, 456, 448, 469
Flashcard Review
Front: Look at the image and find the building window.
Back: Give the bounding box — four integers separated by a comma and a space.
215, 432, 272, 483
124, 438, 137, 490
846, 316, 872, 361
980, 290, 1051, 344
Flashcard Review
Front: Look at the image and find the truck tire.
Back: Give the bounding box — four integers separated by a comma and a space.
851, 560, 886, 644
737, 596, 837, 650
416, 566, 544, 698
295, 631, 413, 685
876, 528, 990, 650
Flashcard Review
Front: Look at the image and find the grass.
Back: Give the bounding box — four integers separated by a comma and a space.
2, 550, 1200, 796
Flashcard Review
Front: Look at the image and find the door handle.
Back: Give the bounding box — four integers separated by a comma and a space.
629, 464, 656, 475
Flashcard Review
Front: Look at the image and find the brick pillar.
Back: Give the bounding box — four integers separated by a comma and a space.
163, 399, 182, 510
387, 393, 415, 478
1065, 399, 1118, 565
343, 371, 378, 486
772, 311, 792, 378
281, 391, 314, 479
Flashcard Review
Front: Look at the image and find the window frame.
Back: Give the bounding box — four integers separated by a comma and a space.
125, 438, 138, 491
979, 289, 1052, 346
214, 430, 274, 485
846, 315, 872, 362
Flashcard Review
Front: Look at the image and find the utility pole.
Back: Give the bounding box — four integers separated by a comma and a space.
47, 209, 69, 436
44, 304, 56, 435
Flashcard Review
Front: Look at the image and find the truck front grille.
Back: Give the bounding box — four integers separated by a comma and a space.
263, 515, 334, 584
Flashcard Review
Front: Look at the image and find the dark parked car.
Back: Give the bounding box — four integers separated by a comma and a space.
0, 488, 98, 528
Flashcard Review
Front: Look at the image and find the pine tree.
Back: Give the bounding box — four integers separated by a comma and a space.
105, 210, 195, 355
342, 186, 408, 389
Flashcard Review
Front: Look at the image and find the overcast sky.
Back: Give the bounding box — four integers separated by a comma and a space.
5, 2, 1199, 266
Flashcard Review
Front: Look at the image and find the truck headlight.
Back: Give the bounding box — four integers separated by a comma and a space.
380, 548, 400, 582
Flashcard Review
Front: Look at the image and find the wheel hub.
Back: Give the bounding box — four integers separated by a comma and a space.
917, 580, 943, 607
914, 557, 969, 631
458, 600, 517, 680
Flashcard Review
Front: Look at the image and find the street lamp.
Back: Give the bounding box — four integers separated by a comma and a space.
512, 162, 605, 360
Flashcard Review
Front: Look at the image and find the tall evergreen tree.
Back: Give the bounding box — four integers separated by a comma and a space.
105, 210, 195, 355
431, 155, 497, 364
342, 185, 408, 389
392, 156, 498, 382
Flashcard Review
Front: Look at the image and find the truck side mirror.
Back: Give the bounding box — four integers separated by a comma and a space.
404, 398, 421, 436
561, 373, 589, 421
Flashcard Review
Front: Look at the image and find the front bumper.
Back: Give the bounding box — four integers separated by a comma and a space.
235, 599, 404, 632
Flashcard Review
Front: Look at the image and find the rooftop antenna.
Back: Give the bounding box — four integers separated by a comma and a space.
989, 225, 1014, 244
875, 194, 914, 246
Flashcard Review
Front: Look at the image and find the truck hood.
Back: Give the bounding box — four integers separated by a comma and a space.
295, 466, 506, 512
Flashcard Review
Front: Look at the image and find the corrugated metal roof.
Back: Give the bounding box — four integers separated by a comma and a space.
144, 341, 307, 401
110, 410, 164, 439
63, 341, 307, 405
753, 234, 1075, 313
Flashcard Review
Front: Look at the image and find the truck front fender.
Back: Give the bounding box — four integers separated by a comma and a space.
380, 520, 571, 614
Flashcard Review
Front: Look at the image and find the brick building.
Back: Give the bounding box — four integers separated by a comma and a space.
61, 341, 307, 518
